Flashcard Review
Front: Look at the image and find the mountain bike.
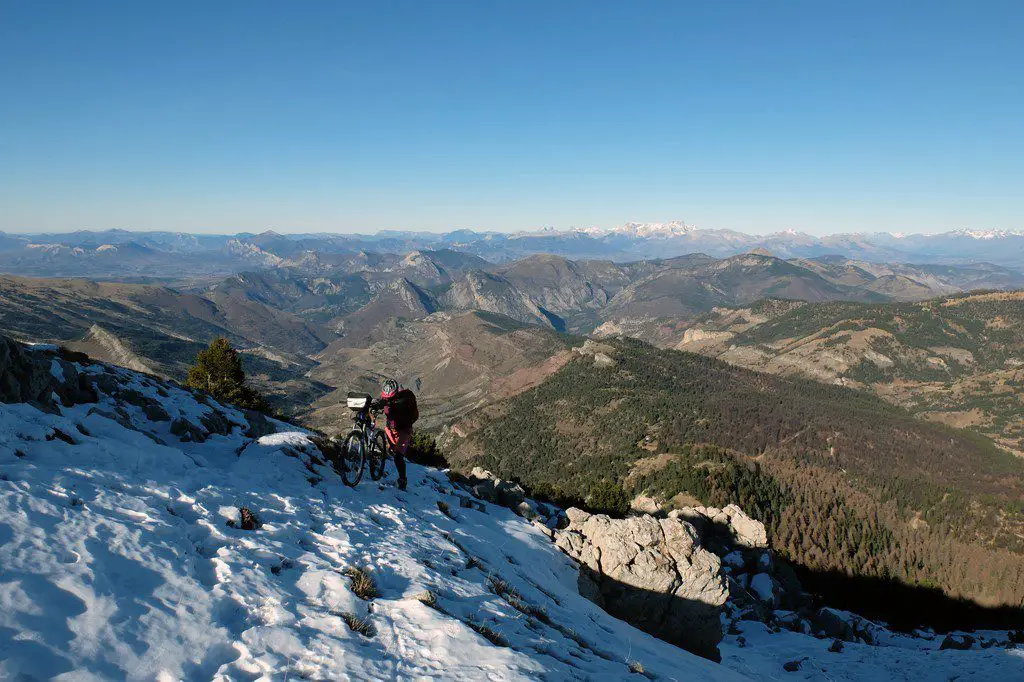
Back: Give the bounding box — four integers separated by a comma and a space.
337, 392, 390, 487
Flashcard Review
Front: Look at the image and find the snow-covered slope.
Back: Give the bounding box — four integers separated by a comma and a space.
0, 346, 736, 680
1, 342, 1022, 681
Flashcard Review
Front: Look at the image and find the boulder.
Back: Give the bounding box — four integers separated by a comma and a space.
466, 467, 527, 508
810, 607, 880, 645
554, 508, 728, 661
457, 494, 487, 513
243, 410, 276, 439
629, 494, 664, 515
516, 500, 541, 521
170, 417, 207, 443
671, 504, 768, 550
777, 611, 811, 635
939, 634, 975, 651
143, 401, 171, 422
749, 573, 780, 609
199, 409, 234, 437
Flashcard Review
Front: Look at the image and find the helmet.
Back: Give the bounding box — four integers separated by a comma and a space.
380, 379, 399, 399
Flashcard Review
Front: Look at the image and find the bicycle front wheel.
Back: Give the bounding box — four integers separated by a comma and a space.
367, 429, 388, 481
339, 430, 366, 487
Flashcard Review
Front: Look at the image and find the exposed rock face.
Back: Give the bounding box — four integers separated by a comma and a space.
672, 504, 768, 550
0, 337, 98, 409
553, 508, 729, 660
0, 337, 59, 406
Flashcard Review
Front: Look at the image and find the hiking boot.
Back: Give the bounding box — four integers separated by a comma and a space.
397, 477, 407, 491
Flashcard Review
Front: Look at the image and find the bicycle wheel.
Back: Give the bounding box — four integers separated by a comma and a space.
338, 430, 366, 487
367, 429, 389, 481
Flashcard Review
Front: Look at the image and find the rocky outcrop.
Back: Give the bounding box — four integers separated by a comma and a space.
450, 467, 556, 523
0, 335, 262, 447
0, 337, 98, 410
553, 508, 729, 660
672, 504, 768, 550
572, 339, 618, 368
0, 337, 59, 407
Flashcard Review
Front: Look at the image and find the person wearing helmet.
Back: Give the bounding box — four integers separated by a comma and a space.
372, 378, 419, 490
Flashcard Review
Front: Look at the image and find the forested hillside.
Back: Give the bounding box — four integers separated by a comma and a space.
668, 291, 1024, 455
444, 338, 1024, 611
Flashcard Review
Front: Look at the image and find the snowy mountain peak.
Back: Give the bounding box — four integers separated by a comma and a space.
953, 228, 1024, 240
579, 221, 697, 238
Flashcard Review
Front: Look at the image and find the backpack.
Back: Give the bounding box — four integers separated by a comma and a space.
389, 388, 419, 428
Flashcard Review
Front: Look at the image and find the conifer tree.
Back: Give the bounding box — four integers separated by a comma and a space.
186, 337, 268, 412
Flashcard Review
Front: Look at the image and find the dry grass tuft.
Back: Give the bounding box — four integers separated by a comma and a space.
466, 616, 508, 647
343, 566, 379, 600
340, 611, 375, 637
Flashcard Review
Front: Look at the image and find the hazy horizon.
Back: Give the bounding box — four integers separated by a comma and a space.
0, 222, 1018, 238
2, 2, 1022, 236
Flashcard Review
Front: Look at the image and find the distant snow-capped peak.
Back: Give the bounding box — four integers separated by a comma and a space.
579, 221, 696, 238
954, 228, 1023, 240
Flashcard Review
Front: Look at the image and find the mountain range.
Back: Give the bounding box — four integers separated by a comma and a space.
2, 224, 1023, 279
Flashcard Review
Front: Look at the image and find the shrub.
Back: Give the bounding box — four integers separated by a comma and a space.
186, 337, 269, 412
587, 478, 631, 516
407, 433, 447, 467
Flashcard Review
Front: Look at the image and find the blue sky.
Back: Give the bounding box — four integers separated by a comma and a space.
1, 1, 1021, 235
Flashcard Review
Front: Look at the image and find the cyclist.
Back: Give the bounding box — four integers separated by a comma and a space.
371, 378, 418, 491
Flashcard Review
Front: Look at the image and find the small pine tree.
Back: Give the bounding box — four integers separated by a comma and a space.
186, 337, 269, 412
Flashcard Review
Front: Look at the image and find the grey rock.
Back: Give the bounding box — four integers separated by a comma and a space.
629, 494, 664, 515
243, 410, 276, 438
465, 467, 527, 508
170, 417, 207, 443
673, 504, 768, 550
810, 607, 880, 645
516, 500, 540, 520
199, 409, 233, 437
783, 658, 806, 672
143, 401, 171, 422
0, 336, 58, 407
457, 495, 487, 513
87, 406, 136, 432
940, 634, 975, 651
554, 508, 728, 661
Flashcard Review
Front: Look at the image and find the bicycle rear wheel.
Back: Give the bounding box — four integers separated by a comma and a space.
367, 429, 388, 481
339, 430, 366, 487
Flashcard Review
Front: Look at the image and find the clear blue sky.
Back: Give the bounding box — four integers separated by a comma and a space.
1, 1, 1022, 235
